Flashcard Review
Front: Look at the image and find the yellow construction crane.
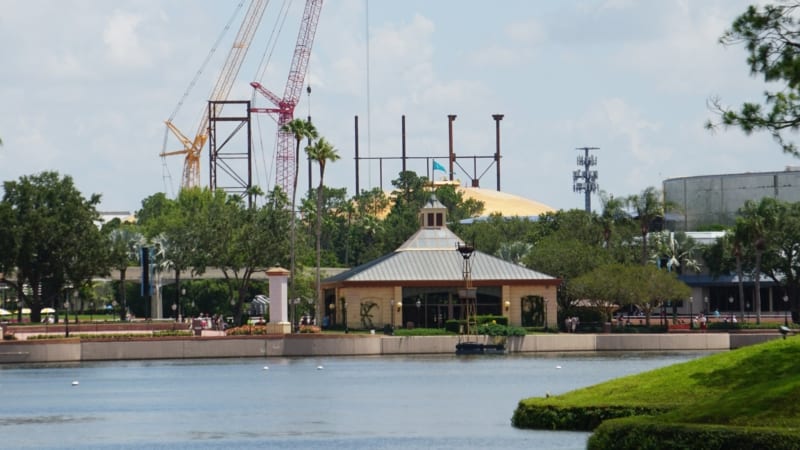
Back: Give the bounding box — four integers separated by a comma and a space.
160, 0, 267, 190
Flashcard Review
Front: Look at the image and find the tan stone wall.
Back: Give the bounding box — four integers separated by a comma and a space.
336, 286, 395, 329
0, 333, 784, 363
504, 285, 558, 328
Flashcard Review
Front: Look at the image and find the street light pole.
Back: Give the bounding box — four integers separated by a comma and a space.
415, 299, 421, 328
784, 295, 789, 326
64, 298, 70, 338
689, 296, 693, 329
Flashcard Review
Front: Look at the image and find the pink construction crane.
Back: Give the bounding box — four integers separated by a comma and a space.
250, 0, 323, 200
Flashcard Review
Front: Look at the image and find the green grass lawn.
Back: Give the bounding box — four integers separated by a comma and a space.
515, 336, 800, 430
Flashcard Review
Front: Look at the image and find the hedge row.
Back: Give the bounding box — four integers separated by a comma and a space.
511, 404, 665, 431
588, 417, 800, 450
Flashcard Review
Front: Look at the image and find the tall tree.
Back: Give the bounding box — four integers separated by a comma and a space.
760, 200, 800, 322
104, 220, 143, 321
306, 137, 340, 322
735, 197, 782, 324
0, 172, 106, 323
627, 187, 673, 265
707, 2, 800, 156
597, 190, 630, 251
280, 119, 318, 305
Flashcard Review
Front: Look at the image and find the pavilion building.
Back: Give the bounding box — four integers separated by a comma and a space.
320, 195, 560, 330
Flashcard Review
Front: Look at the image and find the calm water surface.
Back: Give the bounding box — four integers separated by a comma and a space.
0, 352, 711, 449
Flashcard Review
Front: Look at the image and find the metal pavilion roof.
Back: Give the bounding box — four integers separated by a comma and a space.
322, 226, 557, 285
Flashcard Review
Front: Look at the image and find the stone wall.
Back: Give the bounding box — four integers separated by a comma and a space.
0, 332, 781, 364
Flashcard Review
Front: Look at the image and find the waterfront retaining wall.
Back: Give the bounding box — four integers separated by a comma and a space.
0, 332, 783, 364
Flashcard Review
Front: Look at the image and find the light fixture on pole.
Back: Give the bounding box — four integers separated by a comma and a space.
64, 299, 70, 338
784, 295, 789, 326
457, 241, 476, 334
171, 303, 177, 321
688, 296, 693, 329
415, 299, 422, 328
572, 146, 599, 213
543, 298, 549, 330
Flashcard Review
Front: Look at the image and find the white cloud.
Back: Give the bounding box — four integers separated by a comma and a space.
103, 10, 151, 68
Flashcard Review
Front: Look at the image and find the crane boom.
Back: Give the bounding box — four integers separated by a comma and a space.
162, 0, 268, 190
251, 0, 323, 201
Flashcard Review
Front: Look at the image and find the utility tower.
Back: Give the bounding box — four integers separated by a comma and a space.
572, 147, 599, 213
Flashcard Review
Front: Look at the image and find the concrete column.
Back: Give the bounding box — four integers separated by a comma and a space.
266, 267, 291, 334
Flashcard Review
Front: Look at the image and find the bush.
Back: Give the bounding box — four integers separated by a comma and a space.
225, 325, 268, 336
394, 328, 452, 336
511, 404, 664, 431
298, 325, 321, 333
588, 417, 800, 450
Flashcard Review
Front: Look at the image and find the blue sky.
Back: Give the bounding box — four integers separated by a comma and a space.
2, 0, 796, 214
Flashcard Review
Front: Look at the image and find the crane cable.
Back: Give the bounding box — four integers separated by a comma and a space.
168, 1, 246, 124
161, 1, 246, 196
250, 0, 292, 197
253, 0, 292, 96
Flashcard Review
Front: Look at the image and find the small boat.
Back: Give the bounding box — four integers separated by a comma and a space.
455, 341, 506, 355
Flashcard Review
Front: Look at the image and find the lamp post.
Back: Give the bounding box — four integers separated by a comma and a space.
543, 298, 549, 330
342, 299, 348, 332
328, 302, 335, 327
171, 303, 177, 321
415, 299, 422, 328
112, 300, 118, 321
390, 299, 395, 328
689, 296, 693, 329
64, 299, 70, 338
180, 288, 186, 322
291, 298, 300, 331
784, 295, 789, 326
89, 302, 93, 322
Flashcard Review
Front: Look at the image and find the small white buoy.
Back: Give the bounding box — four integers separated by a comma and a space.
263, 366, 269, 370
316, 365, 324, 370
71, 381, 79, 386
555, 365, 562, 369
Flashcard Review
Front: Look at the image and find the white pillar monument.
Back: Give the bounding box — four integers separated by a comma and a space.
265, 266, 291, 334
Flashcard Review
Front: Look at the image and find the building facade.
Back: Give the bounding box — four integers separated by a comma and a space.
321, 196, 560, 330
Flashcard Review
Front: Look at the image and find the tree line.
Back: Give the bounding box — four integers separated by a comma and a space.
5, 1, 800, 327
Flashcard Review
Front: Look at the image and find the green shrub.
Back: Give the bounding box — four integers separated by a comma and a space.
511, 404, 664, 431
588, 417, 800, 450
476, 315, 508, 326
394, 328, 452, 336
445, 319, 462, 333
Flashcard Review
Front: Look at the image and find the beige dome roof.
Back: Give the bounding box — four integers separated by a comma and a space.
456, 186, 555, 217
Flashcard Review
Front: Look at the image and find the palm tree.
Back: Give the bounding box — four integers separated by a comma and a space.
306, 137, 340, 320
736, 198, 781, 324
627, 187, 676, 265
280, 119, 318, 308
598, 190, 627, 250
108, 224, 144, 321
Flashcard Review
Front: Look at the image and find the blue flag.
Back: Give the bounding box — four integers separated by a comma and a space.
432, 160, 446, 173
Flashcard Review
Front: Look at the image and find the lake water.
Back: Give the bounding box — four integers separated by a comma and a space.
0, 352, 711, 449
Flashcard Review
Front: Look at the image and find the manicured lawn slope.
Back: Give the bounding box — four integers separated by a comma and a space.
513, 337, 800, 433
